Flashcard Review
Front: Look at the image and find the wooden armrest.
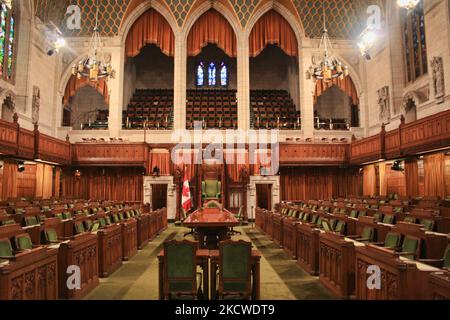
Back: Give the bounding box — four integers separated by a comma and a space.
0, 255, 14, 260
346, 235, 360, 239
394, 252, 417, 257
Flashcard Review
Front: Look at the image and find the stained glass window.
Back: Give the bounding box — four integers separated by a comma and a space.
208, 63, 216, 86
196, 61, 229, 87
220, 63, 228, 86
0, 2, 14, 81
196, 62, 204, 86
403, 0, 427, 83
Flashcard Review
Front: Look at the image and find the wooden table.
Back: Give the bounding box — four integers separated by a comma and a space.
183, 208, 239, 249
158, 249, 210, 300
210, 249, 261, 300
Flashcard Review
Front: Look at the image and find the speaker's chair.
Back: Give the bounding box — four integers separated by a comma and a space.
202, 180, 221, 201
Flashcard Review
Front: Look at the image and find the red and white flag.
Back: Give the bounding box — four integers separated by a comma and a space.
181, 172, 192, 212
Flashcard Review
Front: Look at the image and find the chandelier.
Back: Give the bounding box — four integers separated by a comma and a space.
71, 0, 115, 82
307, 1, 349, 82
397, 0, 420, 11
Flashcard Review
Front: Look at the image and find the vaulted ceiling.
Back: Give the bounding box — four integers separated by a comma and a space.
34, 0, 385, 39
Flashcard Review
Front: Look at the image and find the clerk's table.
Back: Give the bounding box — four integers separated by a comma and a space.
183, 208, 239, 249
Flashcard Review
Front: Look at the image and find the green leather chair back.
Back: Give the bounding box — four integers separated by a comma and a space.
322, 220, 332, 231
373, 212, 382, 222
203, 180, 221, 198
404, 216, 416, 224
310, 215, 318, 225
382, 214, 395, 224
55, 213, 63, 219
316, 217, 322, 227
113, 214, 120, 223
401, 236, 419, 260
420, 219, 435, 231
443, 246, 450, 269
350, 210, 358, 218
358, 211, 367, 217
2, 219, 15, 226
105, 216, 112, 225
74, 222, 85, 234
16, 234, 33, 250
118, 212, 125, 221
393, 206, 403, 213
302, 213, 310, 222
329, 219, 337, 230
165, 241, 197, 295
84, 220, 93, 231
63, 212, 72, 219
334, 220, 346, 234
125, 211, 132, 219
361, 227, 374, 242
0, 238, 13, 257
384, 232, 400, 249
25, 216, 39, 226
220, 241, 252, 295
99, 217, 106, 228
45, 229, 58, 243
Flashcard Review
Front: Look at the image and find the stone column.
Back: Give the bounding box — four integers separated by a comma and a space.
237, 35, 250, 131
173, 33, 187, 131
108, 46, 124, 138
301, 48, 315, 138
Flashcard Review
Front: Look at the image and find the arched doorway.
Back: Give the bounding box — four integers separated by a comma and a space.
186, 9, 237, 130
123, 8, 175, 130
249, 10, 299, 130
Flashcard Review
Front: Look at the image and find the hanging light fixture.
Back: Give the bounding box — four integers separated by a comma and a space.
71, 0, 115, 82
397, 0, 420, 11
307, 0, 349, 82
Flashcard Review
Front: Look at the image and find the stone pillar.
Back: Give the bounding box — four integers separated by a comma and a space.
301, 48, 315, 138
108, 46, 124, 138
237, 35, 250, 131
173, 33, 187, 131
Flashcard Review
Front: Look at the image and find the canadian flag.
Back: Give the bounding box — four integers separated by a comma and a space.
181, 172, 192, 212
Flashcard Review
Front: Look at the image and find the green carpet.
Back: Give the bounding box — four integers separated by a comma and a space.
85, 225, 333, 300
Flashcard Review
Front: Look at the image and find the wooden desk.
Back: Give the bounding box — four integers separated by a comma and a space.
183, 208, 239, 249
97, 224, 122, 277
157, 249, 210, 300
210, 249, 261, 300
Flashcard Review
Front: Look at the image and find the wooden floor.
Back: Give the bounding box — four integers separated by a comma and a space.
85, 224, 334, 300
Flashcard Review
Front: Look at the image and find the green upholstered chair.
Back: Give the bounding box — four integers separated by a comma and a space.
74, 222, 85, 234
403, 216, 416, 224
113, 214, 120, 223
382, 214, 395, 225
24, 216, 39, 226
321, 220, 333, 232
15, 233, 33, 251
118, 212, 125, 221
217, 240, 252, 300
105, 216, 112, 225
125, 211, 132, 219
163, 240, 202, 300
99, 217, 107, 228
302, 213, 310, 222
0, 238, 13, 258
358, 211, 367, 217
381, 232, 401, 250
393, 206, 403, 213
202, 180, 221, 200
55, 213, 63, 219
1, 219, 15, 226
373, 212, 383, 222
44, 229, 59, 243
420, 219, 435, 231
229, 207, 243, 236
356, 227, 375, 243
444, 247, 450, 269
84, 220, 93, 231
419, 245, 450, 269
397, 236, 420, 260
310, 215, 318, 225
62, 212, 72, 219
349, 210, 358, 218
334, 220, 346, 235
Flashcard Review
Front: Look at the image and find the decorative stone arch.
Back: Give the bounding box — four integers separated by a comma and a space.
245, 1, 305, 47
118, 0, 178, 44
182, 1, 242, 43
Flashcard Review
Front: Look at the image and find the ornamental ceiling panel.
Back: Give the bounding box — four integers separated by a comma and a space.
164, 0, 196, 27
229, 0, 261, 27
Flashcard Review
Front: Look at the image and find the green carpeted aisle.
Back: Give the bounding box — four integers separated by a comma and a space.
85, 225, 333, 300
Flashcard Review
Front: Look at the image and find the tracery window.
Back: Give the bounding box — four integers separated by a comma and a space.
402, 0, 427, 83
0, 1, 15, 82
196, 61, 229, 88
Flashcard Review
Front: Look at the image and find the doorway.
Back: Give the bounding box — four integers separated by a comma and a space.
256, 184, 272, 210
152, 184, 168, 210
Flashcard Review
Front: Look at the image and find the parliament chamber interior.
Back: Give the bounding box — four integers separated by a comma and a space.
0, 0, 449, 304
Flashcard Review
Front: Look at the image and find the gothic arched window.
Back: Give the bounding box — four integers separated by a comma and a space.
220, 62, 228, 86
196, 62, 204, 86
0, 2, 15, 82
208, 63, 216, 86
402, 0, 427, 83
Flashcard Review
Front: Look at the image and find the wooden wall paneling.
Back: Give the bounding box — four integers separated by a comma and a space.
36, 132, 71, 165
0, 119, 19, 156
17, 164, 37, 198
72, 143, 149, 166
279, 144, 349, 166
1, 161, 17, 200
17, 128, 35, 159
